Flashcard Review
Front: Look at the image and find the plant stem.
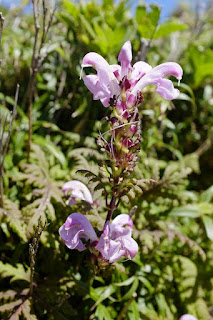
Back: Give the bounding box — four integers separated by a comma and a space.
29, 217, 47, 297
105, 194, 117, 223
0, 84, 19, 208
0, 12, 5, 67
27, 0, 56, 162
117, 293, 137, 320
27, 0, 40, 163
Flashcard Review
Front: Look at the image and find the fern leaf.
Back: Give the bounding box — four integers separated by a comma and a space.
0, 299, 23, 312
77, 169, 97, 178
0, 262, 30, 282
0, 288, 29, 302
0, 198, 27, 242
94, 183, 105, 192
137, 179, 157, 190
68, 147, 105, 161
22, 182, 61, 237
127, 189, 136, 199
121, 195, 130, 204
0, 290, 17, 301
21, 299, 38, 320
3, 299, 38, 320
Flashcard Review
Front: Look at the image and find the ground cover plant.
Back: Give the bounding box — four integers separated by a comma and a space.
0, 0, 213, 319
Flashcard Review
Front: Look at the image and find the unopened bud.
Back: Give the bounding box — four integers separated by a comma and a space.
129, 124, 137, 135
126, 94, 136, 110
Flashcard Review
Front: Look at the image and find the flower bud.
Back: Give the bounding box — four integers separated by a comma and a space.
129, 124, 137, 135
126, 94, 136, 110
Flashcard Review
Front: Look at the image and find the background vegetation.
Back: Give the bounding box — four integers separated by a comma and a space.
0, 0, 213, 319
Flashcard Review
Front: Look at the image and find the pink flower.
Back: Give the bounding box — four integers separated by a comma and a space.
179, 315, 197, 320
62, 180, 93, 206
59, 212, 139, 263
95, 214, 138, 263
81, 41, 183, 107
59, 212, 98, 251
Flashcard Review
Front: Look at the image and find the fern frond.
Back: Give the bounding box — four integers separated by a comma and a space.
0, 298, 37, 320
86, 211, 105, 230
0, 299, 23, 313
167, 229, 206, 260
68, 147, 105, 161
23, 185, 54, 237
135, 226, 206, 260
15, 145, 64, 238
0, 198, 27, 241
19, 298, 37, 320
68, 148, 102, 175
0, 290, 17, 301
0, 262, 30, 282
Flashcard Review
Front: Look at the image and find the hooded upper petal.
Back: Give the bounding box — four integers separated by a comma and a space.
111, 213, 133, 230
62, 180, 93, 205
131, 62, 183, 100
118, 41, 132, 79
82, 52, 109, 70
152, 62, 183, 80
81, 52, 120, 106
59, 212, 98, 251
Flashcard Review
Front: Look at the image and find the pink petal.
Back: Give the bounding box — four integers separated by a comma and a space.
82, 58, 120, 104
82, 52, 109, 70
70, 189, 85, 202
110, 64, 121, 81
118, 41, 132, 79
122, 235, 139, 259
108, 246, 126, 263
153, 62, 183, 80
111, 214, 133, 230
59, 224, 86, 251
156, 78, 180, 100
62, 212, 98, 242
83, 75, 109, 100
179, 315, 197, 320
131, 62, 183, 100
131, 61, 152, 82
100, 97, 110, 107
62, 180, 93, 205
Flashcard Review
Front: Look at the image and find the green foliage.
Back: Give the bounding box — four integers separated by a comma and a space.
0, 0, 213, 319
0, 262, 30, 282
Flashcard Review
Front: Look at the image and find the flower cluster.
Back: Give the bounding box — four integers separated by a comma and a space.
59, 41, 183, 266
82, 41, 182, 176
59, 181, 138, 264
81, 41, 182, 108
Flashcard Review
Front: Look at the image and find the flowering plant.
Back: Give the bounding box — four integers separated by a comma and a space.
59, 41, 182, 269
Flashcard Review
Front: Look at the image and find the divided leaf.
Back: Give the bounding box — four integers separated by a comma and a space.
0, 262, 30, 283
